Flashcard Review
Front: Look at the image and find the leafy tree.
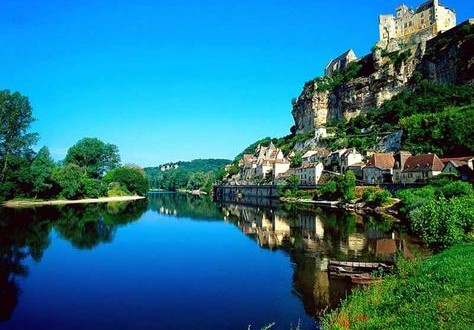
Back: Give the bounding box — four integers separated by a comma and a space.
290, 151, 302, 168
82, 178, 106, 198
0, 90, 38, 200
287, 174, 300, 192
53, 163, 85, 199
338, 170, 356, 201
65, 138, 120, 178
103, 165, 148, 196
30, 147, 57, 198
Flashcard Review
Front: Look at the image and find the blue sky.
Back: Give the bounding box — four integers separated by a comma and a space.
1, 0, 472, 166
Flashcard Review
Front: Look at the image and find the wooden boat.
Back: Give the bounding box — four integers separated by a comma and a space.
350, 273, 383, 285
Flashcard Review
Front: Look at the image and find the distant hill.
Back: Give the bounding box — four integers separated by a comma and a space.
144, 159, 231, 192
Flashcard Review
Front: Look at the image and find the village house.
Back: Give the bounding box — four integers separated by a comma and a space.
363, 153, 396, 184
398, 154, 445, 183
347, 162, 366, 180
293, 163, 324, 186
392, 151, 413, 183
441, 156, 474, 182
238, 142, 290, 181
340, 148, 364, 174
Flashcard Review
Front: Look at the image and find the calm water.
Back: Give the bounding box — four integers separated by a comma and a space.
0, 193, 413, 330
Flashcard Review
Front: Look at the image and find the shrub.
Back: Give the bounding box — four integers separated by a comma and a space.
409, 196, 474, 250
103, 165, 149, 196
440, 180, 474, 199
82, 178, 106, 198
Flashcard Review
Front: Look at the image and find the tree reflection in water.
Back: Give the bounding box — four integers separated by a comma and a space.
0, 200, 147, 321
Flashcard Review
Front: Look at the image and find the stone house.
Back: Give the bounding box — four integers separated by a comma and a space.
441, 156, 474, 182
363, 153, 396, 184
398, 154, 445, 183
347, 162, 366, 180
340, 148, 364, 174
324, 49, 357, 77
392, 151, 413, 183
293, 163, 324, 186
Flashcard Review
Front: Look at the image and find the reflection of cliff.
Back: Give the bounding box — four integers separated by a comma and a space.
148, 192, 224, 220
0, 200, 147, 322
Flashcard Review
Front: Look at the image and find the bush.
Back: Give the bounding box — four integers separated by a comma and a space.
103, 165, 148, 196
409, 196, 474, 250
106, 182, 130, 197
82, 178, 106, 198
362, 188, 392, 207
440, 181, 474, 199
52, 164, 84, 199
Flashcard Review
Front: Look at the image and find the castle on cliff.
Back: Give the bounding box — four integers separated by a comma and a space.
378, 0, 456, 49
324, 1, 456, 77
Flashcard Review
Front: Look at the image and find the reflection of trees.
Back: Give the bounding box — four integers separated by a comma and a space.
0, 200, 147, 321
0, 207, 52, 321
148, 192, 224, 220
55, 201, 147, 250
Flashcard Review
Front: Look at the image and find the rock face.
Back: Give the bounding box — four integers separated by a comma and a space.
292, 19, 474, 134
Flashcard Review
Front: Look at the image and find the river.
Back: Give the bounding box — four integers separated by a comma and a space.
0, 192, 416, 330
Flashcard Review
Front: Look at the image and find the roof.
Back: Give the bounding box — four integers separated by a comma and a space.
325, 49, 356, 69
348, 162, 366, 168
440, 156, 474, 164
342, 148, 361, 158
403, 154, 444, 172
415, 0, 434, 14
302, 150, 318, 159
368, 153, 395, 170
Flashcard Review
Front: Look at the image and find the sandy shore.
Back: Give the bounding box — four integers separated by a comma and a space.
3, 195, 146, 208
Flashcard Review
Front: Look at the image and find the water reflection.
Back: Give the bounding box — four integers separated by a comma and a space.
148, 192, 410, 318
0, 193, 411, 327
0, 200, 147, 321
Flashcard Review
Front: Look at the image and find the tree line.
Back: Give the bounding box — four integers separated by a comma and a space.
0, 90, 148, 202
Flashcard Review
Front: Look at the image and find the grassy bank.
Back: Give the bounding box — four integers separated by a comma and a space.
321, 243, 474, 330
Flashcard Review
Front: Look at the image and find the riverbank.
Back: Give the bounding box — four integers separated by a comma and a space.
3, 195, 146, 208
321, 243, 474, 329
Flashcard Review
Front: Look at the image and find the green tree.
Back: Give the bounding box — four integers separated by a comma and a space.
338, 171, 356, 201
53, 163, 85, 199
65, 138, 120, 178
287, 174, 300, 192
290, 151, 302, 168
103, 165, 148, 196
0, 90, 38, 200
30, 147, 57, 198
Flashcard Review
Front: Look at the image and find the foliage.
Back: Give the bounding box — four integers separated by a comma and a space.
145, 159, 230, 192
361, 188, 392, 208
287, 174, 300, 192
65, 137, 121, 178
319, 181, 338, 200
82, 178, 106, 198
409, 196, 474, 250
0, 90, 38, 200
30, 147, 57, 198
103, 165, 149, 196
338, 170, 356, 201
53, 163, 85, 199
398, 180, 474, 250
290, 151, 302, 168
315, 62, 363, 93
399, 104, 474, 156
322, 243, 474, 330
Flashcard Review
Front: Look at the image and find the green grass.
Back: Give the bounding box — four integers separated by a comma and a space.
321, 243, 474, 330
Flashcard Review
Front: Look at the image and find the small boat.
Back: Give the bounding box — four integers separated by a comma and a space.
350, 273, 383, 285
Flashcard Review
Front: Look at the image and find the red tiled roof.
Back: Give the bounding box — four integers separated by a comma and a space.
403, 154, 444, 172
440, 156, 474, 164
368, 153, 395, 170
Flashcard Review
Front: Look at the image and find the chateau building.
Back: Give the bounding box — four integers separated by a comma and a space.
378, 0, 456, 48
324, 49, 357, 77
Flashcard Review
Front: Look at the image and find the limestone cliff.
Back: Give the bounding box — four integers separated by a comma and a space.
292, 19, 474, 134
